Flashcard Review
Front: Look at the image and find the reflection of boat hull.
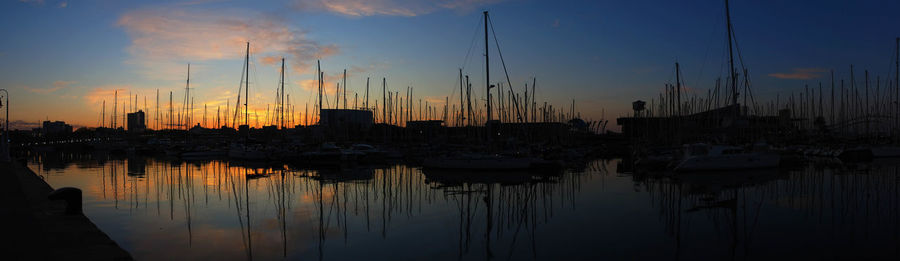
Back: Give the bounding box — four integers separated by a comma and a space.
675, 154, 780, 172
838, 147, 873, 161
300, 152, 357, 164
182, 150, 226, 159
871, 146, 900, 158
422, 157, 531, 170
228, 146, 267, 160
422, 169, 539, 186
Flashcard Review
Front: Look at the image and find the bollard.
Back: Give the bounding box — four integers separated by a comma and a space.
47, 187, 82, 215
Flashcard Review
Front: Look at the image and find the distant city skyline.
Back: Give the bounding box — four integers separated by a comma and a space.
2, 0, 899, 130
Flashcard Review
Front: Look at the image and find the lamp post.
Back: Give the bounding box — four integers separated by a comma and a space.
0, 89, 8, 162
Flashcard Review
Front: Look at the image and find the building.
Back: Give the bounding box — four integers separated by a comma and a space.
318, 109, 374, 141
616, 104, 793, 144
319, 109, 373, 129
40, 120, 72, 136
127, 110, 146, 132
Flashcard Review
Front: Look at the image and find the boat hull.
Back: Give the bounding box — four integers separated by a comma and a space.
675, 153, 780, 172
422, 158, 531, 170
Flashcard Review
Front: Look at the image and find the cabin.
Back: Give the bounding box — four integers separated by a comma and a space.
617, 104, 793, 144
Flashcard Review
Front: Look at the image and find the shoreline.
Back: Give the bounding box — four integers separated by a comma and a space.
1, 159, 132, 260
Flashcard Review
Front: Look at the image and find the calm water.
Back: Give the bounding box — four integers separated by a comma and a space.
28, 152, 900, 260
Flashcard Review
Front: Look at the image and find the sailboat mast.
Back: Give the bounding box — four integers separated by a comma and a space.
185, 63, 190, 130
113, 90, 117, 128
155, 89, 159, 130
484, 11, 492, 123
317, 60, 322, 122
382, 78, 386, 124
343, 69, 347, 110
245, 42, 250, 128
365, 77, 370, 110
280, 57, 285, 129
676, 62, 682, 116
725, 0, 738, 106
459, 69, 465, 126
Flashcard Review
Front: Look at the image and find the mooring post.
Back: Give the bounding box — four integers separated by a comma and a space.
48, 187, 82, 215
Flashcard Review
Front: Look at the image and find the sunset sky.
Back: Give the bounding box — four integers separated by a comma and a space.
2, 0, 899, 130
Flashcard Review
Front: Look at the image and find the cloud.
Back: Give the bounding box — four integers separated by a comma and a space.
82, 85, 133, 105
117, 7, 338, 79
294, 61, 389, 93
19, 0, 45, 6
53, 80, 76, 88
8, 120, 41, 130
292, 0, 508, 17
768, 68, 827, 80
21, 81, 75, 94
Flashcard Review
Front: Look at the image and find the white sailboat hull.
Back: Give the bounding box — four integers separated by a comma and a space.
675, 153, 780, 172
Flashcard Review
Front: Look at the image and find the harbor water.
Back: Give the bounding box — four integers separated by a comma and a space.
28, 152, 900, 260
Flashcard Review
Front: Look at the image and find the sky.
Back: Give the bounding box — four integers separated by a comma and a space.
1, 0, 899, 130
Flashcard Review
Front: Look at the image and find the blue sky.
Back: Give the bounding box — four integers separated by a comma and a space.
2, 0, 899, 129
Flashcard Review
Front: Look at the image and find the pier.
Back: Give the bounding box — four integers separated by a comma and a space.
1, 160, 131, 260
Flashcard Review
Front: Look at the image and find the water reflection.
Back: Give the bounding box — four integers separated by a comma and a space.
630, 160, 900, 260
26, 152, 900, 260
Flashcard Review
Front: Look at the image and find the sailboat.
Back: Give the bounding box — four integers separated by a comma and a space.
674, 143, 780, 172
420, 11, 533, 171
671, 0, 782, 172
228, 42, 267, 161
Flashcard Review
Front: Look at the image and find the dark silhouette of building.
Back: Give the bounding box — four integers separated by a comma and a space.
127, 110, 146, 132
318, 109, 374, 141
38, 120, 72, 137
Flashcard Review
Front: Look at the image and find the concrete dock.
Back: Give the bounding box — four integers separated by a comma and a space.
0, 160, 132, 260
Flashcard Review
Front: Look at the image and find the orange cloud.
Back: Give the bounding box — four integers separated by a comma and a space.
768, 68, 827, 80
293, 0, 508, 17
260, 56, 280, 66
82, 85, 133, 105
117, 7, 338, 79
21, 80, 75, 94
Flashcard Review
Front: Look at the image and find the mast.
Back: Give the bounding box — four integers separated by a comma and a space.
382, 78, 386, 124
317, 60, 322, 123
365, 77, 370, 110
459, 69, 465, 126
155, 89, 159, 130
342, 69, 347, 110
113, 90, 117, 128
830, 70, 834, 124
524, 83, 528, 123
484, 11, 492, 123
531, 78, 536, 122
185, 63, 190, 130
466, 75, 472, 126
280, 57, 285, 129
725, 0, 738, 106
676, 62, 682, 116
865, 70, 869, 137
245, 42, 250, 128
